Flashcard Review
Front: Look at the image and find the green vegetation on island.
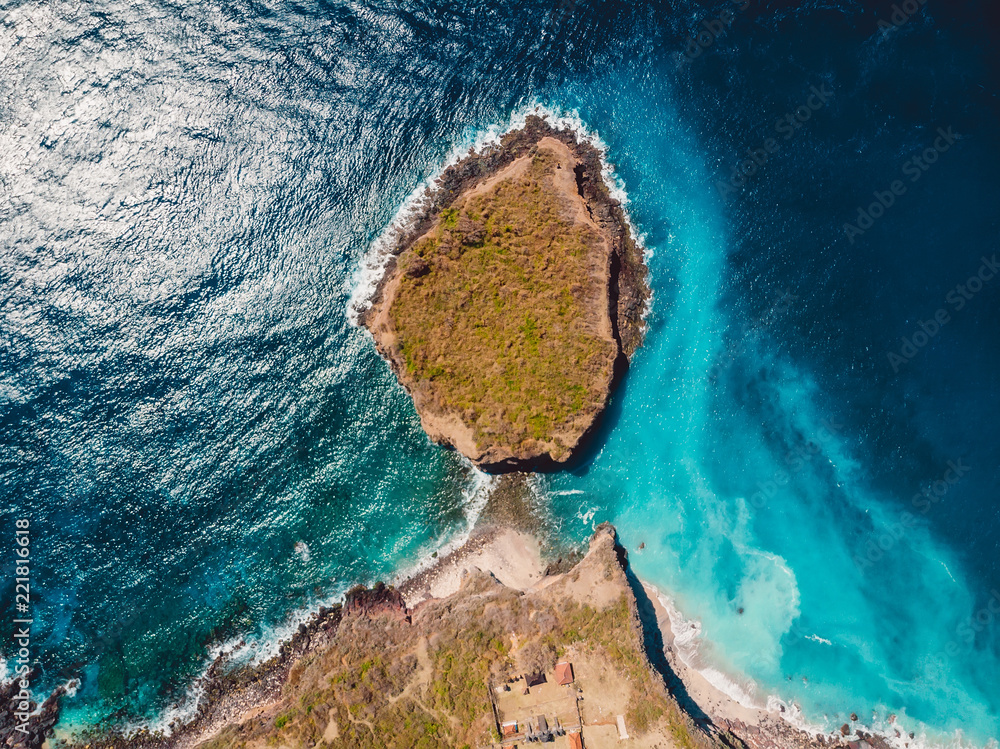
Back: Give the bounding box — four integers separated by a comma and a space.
392, 146, 615, 459
364, 118, 649, 471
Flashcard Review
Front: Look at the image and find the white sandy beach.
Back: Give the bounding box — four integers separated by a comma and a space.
400, 527, 547, 606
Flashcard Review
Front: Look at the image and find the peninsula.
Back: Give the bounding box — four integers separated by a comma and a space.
32, 478, 904, 749
46, 492, 899, 749
361, 116, 649, 471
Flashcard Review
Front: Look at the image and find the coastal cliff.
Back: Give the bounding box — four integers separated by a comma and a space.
51, 500, 903, 749
361, 116, 649, 472
174, 525, 729, 749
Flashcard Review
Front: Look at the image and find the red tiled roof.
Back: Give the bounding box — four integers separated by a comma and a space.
567, 730, 583, 749
554, 661, 574, 685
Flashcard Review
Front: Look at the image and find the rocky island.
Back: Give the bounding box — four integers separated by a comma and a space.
361, 116, 649, 471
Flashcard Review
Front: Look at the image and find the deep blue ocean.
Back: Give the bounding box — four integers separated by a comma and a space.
2, 0, 999, 744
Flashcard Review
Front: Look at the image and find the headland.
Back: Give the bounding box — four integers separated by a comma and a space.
29, 476, 906, 749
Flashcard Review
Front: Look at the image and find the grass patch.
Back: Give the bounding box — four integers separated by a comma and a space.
389, 146, 616, 454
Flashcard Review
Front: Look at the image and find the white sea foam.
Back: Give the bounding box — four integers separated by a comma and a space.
133, 461, 497, 739
121, 628, 259, 737
576, 503, 598, 525
644, 583, 998, 749
388, 464, 499, 587
650, 586, 768, 711
346, 102, 653, 325
647, 585, 851, 741
0, 661, 79, 717
346, 177, 435, 325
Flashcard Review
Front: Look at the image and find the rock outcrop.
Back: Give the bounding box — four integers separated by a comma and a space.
362, 115, 649, 472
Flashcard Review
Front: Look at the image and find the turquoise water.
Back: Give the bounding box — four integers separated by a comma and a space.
542, 32, 1000, 746
2, 0, 999, 745
543, 81, 999, 738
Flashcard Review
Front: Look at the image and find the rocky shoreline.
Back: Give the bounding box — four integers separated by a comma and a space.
0, 674, 69, 749
362, 115, 649, 358
42, 585, 407, 749
360, 114, 650, 473
20, 481, 920, 749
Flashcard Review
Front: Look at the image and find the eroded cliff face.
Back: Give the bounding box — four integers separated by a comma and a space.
362, 116, 649, 472
60, 523, 887, 749
186, 524, 720, 749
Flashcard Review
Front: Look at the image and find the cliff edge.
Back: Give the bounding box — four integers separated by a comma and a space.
54, 522, 894, 749
362, 115, 649, 472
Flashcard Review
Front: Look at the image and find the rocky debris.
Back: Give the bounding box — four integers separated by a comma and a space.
0, 673, 68, 749
343, 581, 411, 623
716, 717, 901, 749
454, 215, 485, 245
475, 473, 543, 534
852, 733, 895, 749
542, 551, 583, 577
719, 718, 838, 749
403, 255, 430, 278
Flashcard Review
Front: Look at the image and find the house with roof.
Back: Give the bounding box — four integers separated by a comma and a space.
554, 661, 574, 686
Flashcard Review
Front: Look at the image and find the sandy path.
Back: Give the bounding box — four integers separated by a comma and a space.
401, 527, 545, 606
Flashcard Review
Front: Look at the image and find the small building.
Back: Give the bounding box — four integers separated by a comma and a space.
567, 731, 584, 749
536, 716, 549, 734
525, 671, 546, 688
616, 715, 630, 740
501, 720, 518, 737
554, 661, 574, 686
